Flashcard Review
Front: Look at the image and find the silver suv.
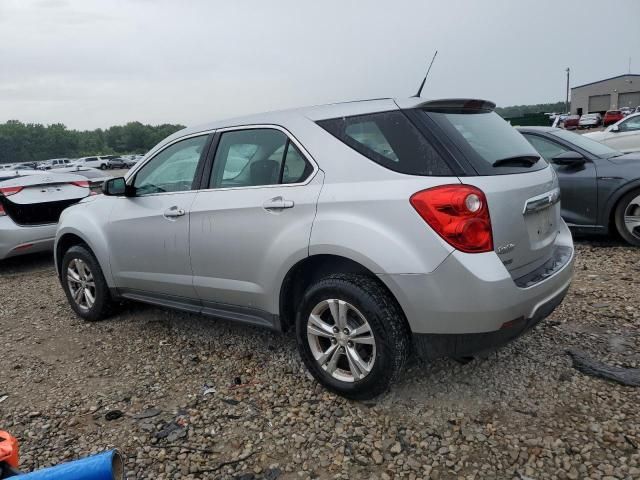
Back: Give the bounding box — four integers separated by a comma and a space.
55, 98, 574, 399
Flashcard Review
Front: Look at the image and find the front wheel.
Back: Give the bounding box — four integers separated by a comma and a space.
614, 189, 640, 246
100, 164, 107, 170
296, 274, 410, 400
61, 245, 115, 321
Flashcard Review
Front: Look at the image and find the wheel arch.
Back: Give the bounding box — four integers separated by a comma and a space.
55, 226, 113, 286
278, 253, 408, 332
604, 179, 640, 233
55, 232, 88, 277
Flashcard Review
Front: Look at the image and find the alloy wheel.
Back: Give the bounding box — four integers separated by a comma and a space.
624, 194, 640, 240
306, 299, 376, 383
67, 258, 96, 311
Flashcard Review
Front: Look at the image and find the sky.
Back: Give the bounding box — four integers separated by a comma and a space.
1, 0, 639, 130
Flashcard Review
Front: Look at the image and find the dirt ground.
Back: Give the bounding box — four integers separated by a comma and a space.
1, 239, 639, 479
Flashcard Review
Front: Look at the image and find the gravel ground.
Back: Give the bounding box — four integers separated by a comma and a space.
1, 240, 639, 479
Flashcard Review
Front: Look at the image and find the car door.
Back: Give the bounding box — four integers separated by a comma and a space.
106, 133, 211, 300
523, 133, 598, 225
189, 127, 322, 321
604, 115, 640, 152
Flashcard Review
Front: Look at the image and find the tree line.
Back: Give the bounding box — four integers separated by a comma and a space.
495, 101, 567, 119
0, 120, 185, 164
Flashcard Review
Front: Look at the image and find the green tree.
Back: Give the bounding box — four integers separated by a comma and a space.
0, 121, 184, 164
496, 101, 567, 119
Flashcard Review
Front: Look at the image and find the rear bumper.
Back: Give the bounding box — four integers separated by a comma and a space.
412, 284, 568, 359
379, 219, 574, 336
0, 217, 56, 260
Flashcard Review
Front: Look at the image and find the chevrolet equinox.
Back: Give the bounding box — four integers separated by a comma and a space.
55, 98, 574, 399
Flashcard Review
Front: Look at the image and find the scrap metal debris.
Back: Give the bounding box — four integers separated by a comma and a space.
567, 350, 640, 387
132, 408, 162, 420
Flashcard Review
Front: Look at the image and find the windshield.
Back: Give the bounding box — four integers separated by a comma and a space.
422, 109, 546, 175
549, 129, 622, 158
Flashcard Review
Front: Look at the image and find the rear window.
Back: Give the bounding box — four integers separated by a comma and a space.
420, 109, 547, 175
317, 111, 452, 176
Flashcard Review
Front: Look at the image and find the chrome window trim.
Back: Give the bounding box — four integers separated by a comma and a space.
199, 123, 320, 193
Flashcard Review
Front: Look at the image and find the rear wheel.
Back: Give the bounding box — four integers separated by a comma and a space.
61, 245, 114, 321
296, 274, 410, 400
614, 189, 640, 246
100, 164, 107, 170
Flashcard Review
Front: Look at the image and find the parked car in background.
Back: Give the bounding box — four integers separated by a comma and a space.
106, 157, 127, 169
53, 166, 112, 191
584, 112, 640, 153
519, 126, 640, 246
0, 170, 90, 260
603, 110, 625, 126
620, 107, 633, 116
55, 97, 574, 399
38, 158, 74, 170
74, 156, 111, 170
124, 155, 144, 168
14, 163, 37, 171
563, 115, 580, 129
578, 113, 601, 129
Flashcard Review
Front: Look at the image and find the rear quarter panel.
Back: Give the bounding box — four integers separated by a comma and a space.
304, 128, 457, 274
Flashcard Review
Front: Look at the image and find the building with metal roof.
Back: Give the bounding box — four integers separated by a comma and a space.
571, 74, 640, 115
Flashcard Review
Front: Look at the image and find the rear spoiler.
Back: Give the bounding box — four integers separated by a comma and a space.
395, 98, 496, 112
418, 98, 496, 112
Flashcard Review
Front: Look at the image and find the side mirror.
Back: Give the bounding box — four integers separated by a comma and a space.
611, 125, 620, 132
102, 177, 127, 196
551, 151, 586, 166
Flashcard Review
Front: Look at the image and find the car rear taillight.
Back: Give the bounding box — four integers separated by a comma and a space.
0, 203, 5, 217
0, 186, 23, 196
70, 180, 90, 188
410, 185, 493, 253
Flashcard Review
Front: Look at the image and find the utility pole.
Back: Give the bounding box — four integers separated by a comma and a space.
565, 67, 570, 114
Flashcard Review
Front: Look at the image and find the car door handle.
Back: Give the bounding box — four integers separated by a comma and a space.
263, 196, 295, 211
164, 206, 186, 218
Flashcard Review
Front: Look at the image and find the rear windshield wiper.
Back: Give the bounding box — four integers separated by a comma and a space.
492, 155, 540, 168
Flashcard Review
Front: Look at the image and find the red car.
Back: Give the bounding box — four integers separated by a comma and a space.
563, 115, 580, 129
603, 110, 624, 127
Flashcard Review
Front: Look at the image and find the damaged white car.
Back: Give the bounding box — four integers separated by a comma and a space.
0, 170, 91, 260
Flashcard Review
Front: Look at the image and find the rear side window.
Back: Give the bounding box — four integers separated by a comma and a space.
522, 134, 570, 162
317, 111, 452, 176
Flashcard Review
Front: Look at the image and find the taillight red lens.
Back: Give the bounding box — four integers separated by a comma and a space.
0, 186, 23, 196
70, 180, 90, 188
410, 185, 493, 253
0, 203, 5, 217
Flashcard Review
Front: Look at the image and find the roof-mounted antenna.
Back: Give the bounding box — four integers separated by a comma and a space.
414, 50, 438, 98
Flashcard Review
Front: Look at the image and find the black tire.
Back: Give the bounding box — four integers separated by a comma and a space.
614, 188, 640, 247
61, 245, 115, 321
100, 164, 107, 170
295, 273, 410, 400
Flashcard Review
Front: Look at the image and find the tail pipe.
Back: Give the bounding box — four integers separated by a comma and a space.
5, 451, 123, 480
